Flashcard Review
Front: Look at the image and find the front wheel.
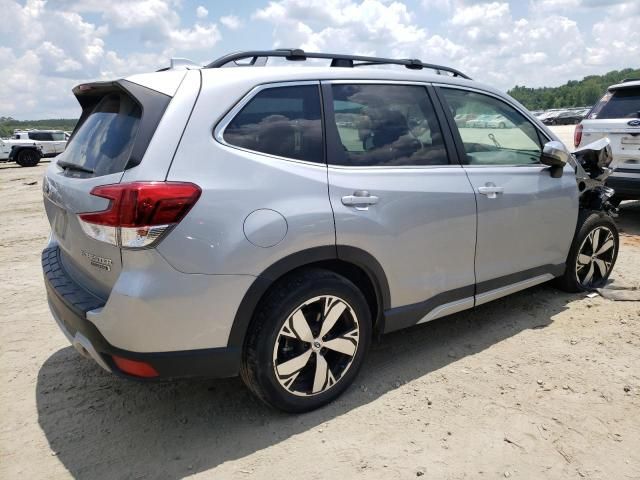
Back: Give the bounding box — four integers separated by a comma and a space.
555, 210, 619, 292
241, 269, 371, 412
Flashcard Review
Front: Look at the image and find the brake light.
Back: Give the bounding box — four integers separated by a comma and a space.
574, 123, 583, 148
78, 182, 201, 248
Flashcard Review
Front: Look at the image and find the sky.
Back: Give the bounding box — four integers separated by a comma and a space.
0, 0, 638, 119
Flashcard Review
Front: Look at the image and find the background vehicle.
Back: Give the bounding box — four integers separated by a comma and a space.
454, 113, 476, 127
575, 79, 640, 202
485, 114, 514, 128
13, 130, 67, 156
466, 114, 494, 128
0, 129, 67, 166
41, 50, 619, 412
541, 109, 568, 125
552, 109, 589, 125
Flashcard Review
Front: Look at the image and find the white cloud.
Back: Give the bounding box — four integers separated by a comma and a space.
0, 0, 223, 119
196, 5, 208, 18
1, 0, 638, 119
220, 15, 242, 30
254, 0, 427, 55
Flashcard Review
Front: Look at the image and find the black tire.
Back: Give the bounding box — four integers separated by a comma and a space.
240, 268, 372, 413
15, 149, 41, 167
554, 210, 619, 293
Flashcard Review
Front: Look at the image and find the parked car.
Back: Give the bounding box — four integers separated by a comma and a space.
466, 114, 494, 128
0, 129, 67, 166
485, 114, 514, 129
536, 109, 562, 122
548, 109, 587, 126
42, 50, 619, 412
575, 79, 640, 203
454, 113, 476, 127
541, 109, 569, 125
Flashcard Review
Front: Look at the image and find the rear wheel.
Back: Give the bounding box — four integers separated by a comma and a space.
555, 210, 619, 292
15, 149, 41, 167
241, 269, 371, 412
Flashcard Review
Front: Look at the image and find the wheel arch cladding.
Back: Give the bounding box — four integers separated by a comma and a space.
227, 245, 391, 349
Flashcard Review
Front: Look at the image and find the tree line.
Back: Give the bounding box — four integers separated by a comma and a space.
508, 68, 640, 111
0, 118, 77, 139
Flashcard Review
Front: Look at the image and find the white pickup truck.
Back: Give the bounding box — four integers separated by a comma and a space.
575, 79, 640, 203
0, 130, 68, 167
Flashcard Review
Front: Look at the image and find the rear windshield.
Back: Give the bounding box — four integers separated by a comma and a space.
64, 92, 141, 176
589, 88, 640, 119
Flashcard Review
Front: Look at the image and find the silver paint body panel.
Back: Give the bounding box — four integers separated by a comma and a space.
42, 65, 580, 354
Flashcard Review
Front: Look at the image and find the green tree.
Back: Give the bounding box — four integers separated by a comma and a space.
508, 68, 640, 110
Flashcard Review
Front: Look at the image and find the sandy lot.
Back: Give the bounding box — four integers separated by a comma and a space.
1, 132, 639, 479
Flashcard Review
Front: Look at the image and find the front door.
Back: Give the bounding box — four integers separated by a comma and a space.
437, 87, 579, 302
323, 82, 477, 329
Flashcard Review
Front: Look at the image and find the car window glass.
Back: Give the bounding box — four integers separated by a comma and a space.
442, 88, 542, 166
223, 85, 323, 164
51, 132, 65, 141
328, 84, 448, 166
28, 132, 41, 140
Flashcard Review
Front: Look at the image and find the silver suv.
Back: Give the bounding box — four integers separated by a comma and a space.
42, 50, 619, 412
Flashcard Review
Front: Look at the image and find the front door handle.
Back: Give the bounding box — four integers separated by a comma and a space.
342, 191, 379, 210
478, 184, 504, 199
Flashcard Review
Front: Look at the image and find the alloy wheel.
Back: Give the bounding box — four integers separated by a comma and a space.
575, 226, 616, 288
272, 295, 360, 396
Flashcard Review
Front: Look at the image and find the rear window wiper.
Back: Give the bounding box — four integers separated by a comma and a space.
57, 160, 94, 174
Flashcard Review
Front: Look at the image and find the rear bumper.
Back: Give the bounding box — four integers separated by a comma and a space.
42, 246, 241, 379
607, 169, 640, 200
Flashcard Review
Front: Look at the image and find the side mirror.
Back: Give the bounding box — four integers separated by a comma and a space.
541, 140, 570, 178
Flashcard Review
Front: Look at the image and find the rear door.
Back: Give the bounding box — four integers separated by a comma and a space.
437, 86, 578, 302
51, 131, 67, 154
323, 81, 477, 328
29, 132, 55, 156
43, 81, 170, 298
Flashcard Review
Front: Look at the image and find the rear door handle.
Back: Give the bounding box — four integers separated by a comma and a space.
341, 191, 379, 210
478, 185, 504, 199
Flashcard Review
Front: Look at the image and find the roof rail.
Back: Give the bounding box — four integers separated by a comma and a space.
205, 49, 471, 80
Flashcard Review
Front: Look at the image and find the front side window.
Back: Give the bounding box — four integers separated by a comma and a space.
51, 132, 65, 141
441, 88, 543, 166
223, 85, 323, 164
328, 84, 449, 167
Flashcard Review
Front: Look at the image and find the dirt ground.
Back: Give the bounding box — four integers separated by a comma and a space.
1, 129, 639, 479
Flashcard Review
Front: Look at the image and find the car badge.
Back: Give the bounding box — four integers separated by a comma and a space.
628, 119, 640, 127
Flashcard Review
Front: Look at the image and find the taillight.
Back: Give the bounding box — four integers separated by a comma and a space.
78, 182, 201, 248
574, 123, 583, 148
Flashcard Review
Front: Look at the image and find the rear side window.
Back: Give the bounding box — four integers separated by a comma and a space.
29, 132, 53, 141
328, 84, 449, 167
64, 93, 141, 176
223, 85, 324, 164
589, 88, 640, 119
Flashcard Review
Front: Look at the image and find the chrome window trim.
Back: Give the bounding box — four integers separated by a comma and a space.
213, 80, 326, 168
327, 164, 462, 171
